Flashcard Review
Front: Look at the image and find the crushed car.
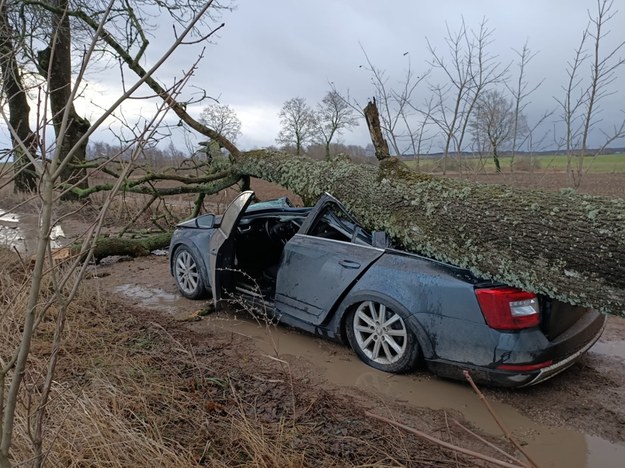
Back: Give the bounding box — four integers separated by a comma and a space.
169, 191, 606, 387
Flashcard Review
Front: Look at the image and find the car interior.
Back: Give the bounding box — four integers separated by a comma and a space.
232, 202, 377, 299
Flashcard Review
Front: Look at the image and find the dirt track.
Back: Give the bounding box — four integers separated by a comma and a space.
94, 253, 625, 468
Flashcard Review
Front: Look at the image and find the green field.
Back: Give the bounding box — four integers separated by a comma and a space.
406, 153, 625, 174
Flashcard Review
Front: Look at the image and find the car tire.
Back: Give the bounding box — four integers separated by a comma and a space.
173, 246, 208, 300
345, 299, 421, 373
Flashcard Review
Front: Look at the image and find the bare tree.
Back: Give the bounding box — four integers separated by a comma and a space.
470, 89, 526, 172
427, 18, 508, 173
316, 90, 359, 160
199, 103, 242, 143
0, 2, 227, 466
555, 0, 625, 187
276, 97, 317, 155
506, 41, 545, 171
34, 0, 91, 199
355, 48, 429, 158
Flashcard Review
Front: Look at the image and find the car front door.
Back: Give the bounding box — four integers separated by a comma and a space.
208, 190, 254, 307
274, 195, 384, 325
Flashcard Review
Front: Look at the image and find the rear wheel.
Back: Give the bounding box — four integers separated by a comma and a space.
346, 300, 420, 373
173, 246, 208, 299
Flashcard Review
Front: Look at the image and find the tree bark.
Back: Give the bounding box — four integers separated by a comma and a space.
71, 232, 172, 262
0, 4, 38, 193
234, 150, 625, 317
364, 99, 390, 160
42, 0, 90, 199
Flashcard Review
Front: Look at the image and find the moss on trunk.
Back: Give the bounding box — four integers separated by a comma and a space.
74, 232, 172, 262
234, 150, 625, 317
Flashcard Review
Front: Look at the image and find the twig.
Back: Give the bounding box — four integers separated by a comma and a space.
365, 411, 525, 468
463, 371, 539, 468
453, 419, 526, 466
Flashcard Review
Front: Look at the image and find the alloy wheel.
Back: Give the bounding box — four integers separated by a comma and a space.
353, 300, 408, 365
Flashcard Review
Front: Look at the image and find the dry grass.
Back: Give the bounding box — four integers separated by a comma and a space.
1, 248, 471, 467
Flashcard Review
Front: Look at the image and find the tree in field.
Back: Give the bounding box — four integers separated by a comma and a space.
316, 91, 359, 160
276, 97, 317, 155
506, 41, 547, 171
199, 103, 242, 143
470, 89, 527, 172
427, 19, 508, 173
555, 0, 625, 187
1, 0, 235, 195
342, 49, 431, 163
199, 103, 242, 161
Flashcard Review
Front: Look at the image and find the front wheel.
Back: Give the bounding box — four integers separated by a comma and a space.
173, 246, 208, 299
345, 300, 421, 373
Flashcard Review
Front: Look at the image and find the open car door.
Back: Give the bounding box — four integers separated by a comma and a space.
208, 190, 255, 307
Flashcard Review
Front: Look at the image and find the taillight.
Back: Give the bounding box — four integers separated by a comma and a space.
475, 287, 540, 330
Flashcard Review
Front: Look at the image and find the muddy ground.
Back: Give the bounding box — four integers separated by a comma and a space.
98, 173, 625, 467
92, 254, 625, 467
87, 165, 625, 468
3, 171, 625, 467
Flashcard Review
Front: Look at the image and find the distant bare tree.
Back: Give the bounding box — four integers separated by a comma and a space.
555, 0, 625, 187
276, 97, 317, 155
354, 49, 430, 159
470, 89, 526, 172
316, 91, 359, 160
199, 103, 242, 143
427, 18, 508, 173
506, 42, 545, 171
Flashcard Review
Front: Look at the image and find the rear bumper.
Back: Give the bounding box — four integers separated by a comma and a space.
427, 311, 607, 388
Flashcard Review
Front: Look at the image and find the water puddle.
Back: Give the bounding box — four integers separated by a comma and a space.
112, 282, 625, 467
590, 340, 625, 360
114, 284, 179, 314
0, 210, 66, 253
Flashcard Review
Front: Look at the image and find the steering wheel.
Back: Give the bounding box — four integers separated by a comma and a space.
265, 219, 296, 245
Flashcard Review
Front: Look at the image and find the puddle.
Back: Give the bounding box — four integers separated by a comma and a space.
112, 282, 625, 468
590, 340, 625, 360
0, 210, 66, 253
114, 284, 179, 314
0, 212, 20, 223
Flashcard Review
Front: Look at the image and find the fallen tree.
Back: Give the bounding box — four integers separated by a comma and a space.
232, 150, 625, 317
43, 8, 622, 317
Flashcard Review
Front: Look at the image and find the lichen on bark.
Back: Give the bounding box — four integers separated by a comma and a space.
234, 150, 625, 317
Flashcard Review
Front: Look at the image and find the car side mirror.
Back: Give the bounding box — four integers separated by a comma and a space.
372, 231, 388, 248
195, 214, 216, 228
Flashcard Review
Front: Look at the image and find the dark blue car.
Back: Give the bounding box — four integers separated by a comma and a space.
169, 191, 606, 387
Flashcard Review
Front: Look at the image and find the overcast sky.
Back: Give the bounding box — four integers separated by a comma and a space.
189, 0, 624, 152
8, 0, 623, 154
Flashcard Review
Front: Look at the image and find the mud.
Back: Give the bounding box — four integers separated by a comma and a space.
94, 254, 625, 468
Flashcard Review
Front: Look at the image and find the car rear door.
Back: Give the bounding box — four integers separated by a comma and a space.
208, 190, 254, 307
274, 195, 384, 325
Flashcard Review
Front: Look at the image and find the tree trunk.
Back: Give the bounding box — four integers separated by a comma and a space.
493, 146, 501, 173
234, 150, 625, 317
71, 232, 172, 262
364, 99, 390, 160
44, 0, 90, 200
0, 4, 38, 193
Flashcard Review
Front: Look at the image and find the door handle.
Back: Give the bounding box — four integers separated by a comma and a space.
339, 259, 361, 269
